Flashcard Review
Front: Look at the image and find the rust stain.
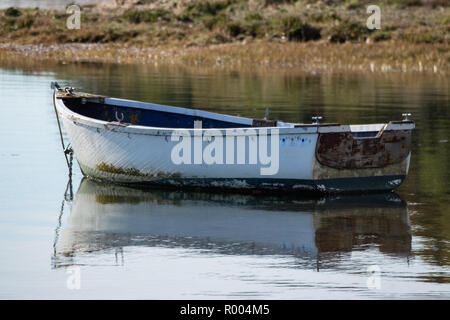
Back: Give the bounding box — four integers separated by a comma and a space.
95, 162, 182, 179
103, 110, 112, 122
129, 114, 139, 124
56, 91, 106, 100
96, 162, 147, 177
252, 119, 277, 127
312, 154, 410, 180
315, 130, 412, 169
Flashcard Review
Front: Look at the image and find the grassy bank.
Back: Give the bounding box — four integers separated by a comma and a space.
0, 0, 448, 73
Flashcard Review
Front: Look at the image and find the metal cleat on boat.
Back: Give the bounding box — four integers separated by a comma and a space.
312, 116, 323, 124
50, 81, 61, 90
402, 113, 412, 121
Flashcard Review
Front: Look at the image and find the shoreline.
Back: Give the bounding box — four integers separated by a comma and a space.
0, 1, 448, 75
0, 41, 448, 75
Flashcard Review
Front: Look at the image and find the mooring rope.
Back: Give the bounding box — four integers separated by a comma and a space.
52, 178, 73, 264
66, 146, 74, 190
51, 86, 75, 268
53, 90, 71, 169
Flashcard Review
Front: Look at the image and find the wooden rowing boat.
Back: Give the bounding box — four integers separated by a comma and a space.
52, 82, 414, 193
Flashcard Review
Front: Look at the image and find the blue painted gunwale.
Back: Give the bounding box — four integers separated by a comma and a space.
62, 97, 261, 129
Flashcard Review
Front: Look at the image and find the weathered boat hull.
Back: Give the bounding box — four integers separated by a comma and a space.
54, 90, 414, 193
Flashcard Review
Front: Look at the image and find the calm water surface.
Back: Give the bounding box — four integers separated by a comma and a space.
0, 62, 449, 299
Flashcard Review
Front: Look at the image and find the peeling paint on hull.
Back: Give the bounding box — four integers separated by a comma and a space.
80, 163, 406, 193
316, 130, 411, 169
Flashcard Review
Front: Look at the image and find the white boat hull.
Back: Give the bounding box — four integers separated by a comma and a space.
54, 91, 414, 192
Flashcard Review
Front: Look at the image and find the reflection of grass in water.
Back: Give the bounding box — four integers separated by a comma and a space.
0, 41, 448, 74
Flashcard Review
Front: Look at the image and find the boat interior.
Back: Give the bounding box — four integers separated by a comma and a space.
57, 89, 412, 137
60, 96, 269, 129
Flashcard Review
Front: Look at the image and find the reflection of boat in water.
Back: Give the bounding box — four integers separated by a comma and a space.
53, 179, 411, 268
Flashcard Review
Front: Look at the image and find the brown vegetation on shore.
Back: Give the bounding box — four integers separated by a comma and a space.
0, 0, 448, 73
